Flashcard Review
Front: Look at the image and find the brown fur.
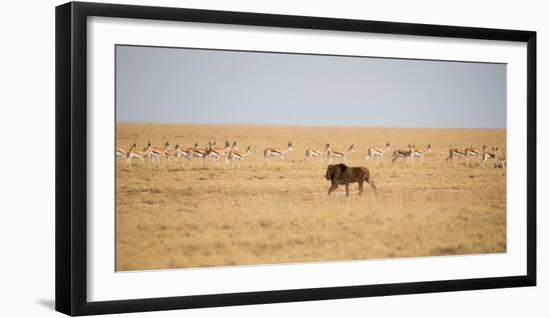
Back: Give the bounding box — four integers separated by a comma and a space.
325, 164, 377, 196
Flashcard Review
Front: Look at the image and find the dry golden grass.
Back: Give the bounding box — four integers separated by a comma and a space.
116, 123, 506, 271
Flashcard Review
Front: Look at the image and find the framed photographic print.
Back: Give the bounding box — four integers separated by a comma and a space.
55, 1, 536, 316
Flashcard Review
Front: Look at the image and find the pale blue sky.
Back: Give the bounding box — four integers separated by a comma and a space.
116, 45, 506, 129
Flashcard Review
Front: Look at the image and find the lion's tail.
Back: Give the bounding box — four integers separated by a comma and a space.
366, 171, 378, 194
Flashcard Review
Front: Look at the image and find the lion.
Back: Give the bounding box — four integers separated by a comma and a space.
325, 163, 377, 196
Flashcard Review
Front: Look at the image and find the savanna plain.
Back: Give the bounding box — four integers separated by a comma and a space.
116, 123, 506, 271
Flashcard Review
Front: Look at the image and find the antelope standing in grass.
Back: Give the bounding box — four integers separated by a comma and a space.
206, 141, 226, 164
204, 140, 229, 152
392, 144, 415, 166
326, 144, 356, 163
211, 141, 239, 164
225, 146, 252, 169
146, 141, 171, 168
174, 144, 190, 167
116, 147, 127, 165
204, 141, 230, 164
141, 143, 154, 161
446, 147, 466, 162
305, 144, 329, 162
116, 147, 126, 158
412, 144, 432, 163
187, 142, 208, 167
126, 143, 145, 168
464, 145, 485, 163
264, 142, 293, 165
139, 143, 154, 167
481, 147, 499, 167
365, 143, 390, 166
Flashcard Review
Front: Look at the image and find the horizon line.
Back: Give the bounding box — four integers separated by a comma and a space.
115, 121, 506, 130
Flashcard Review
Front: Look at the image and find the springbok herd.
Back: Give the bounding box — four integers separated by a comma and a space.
115, 140, 505, 169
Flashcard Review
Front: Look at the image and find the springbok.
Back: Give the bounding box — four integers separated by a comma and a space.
225, 146, 252, 169
392, 144, 415, 166
326, 144, 356, 163
126, 143, 145, 168
187, 142, 208, 167
205, 141, 225, 164
464, 145, 485, 163
204, 141, 229, 163
145, 141, 171, 168
481, 147, 499, 167
116, 147, 126, 158
305, 144, 329, 162
365, 143, 390, 166
141, 143, 155, 163
412, 144, 432, 163
174, 144, 190, 167
264, 142, 293, 165
446, 147, 466, 162
116, 147, 127, 166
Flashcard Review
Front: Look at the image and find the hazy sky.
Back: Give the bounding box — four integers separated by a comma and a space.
116, 45, 506, 129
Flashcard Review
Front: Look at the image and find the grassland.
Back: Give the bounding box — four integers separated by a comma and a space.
115, 123, 506, 271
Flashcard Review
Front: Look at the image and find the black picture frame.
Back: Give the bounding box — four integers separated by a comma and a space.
55, 1, 537, 316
